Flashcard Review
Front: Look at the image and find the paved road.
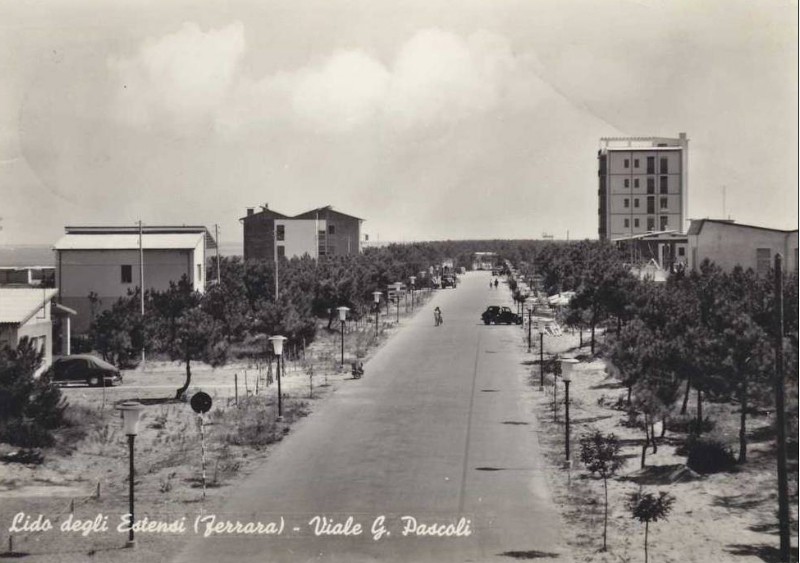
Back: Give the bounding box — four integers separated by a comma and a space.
174, 272, 567, 563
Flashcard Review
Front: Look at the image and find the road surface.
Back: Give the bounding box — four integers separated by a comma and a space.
174, 272, 567, 563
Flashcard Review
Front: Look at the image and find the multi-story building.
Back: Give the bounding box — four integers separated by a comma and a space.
598, 133, 689, 240
54, 225, 215, 332
242, 205, 363, 261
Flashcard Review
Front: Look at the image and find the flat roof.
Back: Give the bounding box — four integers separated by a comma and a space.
54, 232, 206, 251
688, 219, 798, 236
64, 226, 217, 249
0, 288, 58, 325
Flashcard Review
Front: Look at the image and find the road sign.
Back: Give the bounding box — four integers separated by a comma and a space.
190, 392, 212, 414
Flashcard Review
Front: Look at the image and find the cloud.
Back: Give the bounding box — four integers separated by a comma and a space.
109, 22, 245, 129
109, 23, 521, 135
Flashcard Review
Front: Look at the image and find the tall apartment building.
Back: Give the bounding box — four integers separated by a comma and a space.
598, 133, 688, 240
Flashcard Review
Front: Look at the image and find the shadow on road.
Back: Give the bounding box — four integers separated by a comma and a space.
498, 549, 561, 559
725, 544, 799, 563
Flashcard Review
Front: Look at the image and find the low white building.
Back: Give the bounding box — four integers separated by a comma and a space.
0, 288, 60, 374
54, 226, 216, 332
687, 219, 798, 274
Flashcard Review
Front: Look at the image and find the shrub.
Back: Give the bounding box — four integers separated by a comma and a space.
666, 414, 715, 435
684, 436, 737, 474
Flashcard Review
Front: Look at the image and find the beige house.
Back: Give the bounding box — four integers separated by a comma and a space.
0, 288, 61, 374
687, 219, 799, 274
54, 225, 216, 333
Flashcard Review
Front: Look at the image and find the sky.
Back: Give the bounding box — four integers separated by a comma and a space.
0, 0, 797, 247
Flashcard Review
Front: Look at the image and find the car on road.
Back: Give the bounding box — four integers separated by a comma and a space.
441, 275, 457, 288
46, 354, 123, 387
481, 306, 522, 325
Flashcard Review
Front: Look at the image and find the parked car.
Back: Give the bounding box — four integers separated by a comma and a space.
441, 275, 457, 288
481, 306, 522, 325
46, 355, 122, 387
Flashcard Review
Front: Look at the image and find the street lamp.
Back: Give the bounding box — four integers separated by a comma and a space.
372, 291, 382, 335
409, 276, 416, 310
117, 401, 145, 548
561, 358, 579, 461
269, 335, 287, 420
337, 306, 350, 367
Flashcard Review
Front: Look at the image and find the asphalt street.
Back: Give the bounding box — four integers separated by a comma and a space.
174, 271, 567, 563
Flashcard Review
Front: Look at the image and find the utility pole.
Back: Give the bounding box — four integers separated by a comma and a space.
773, 254, 790, 562
527, 306, 533, 353
539, 332, 544, 390
214, 224, 221, 285
138, 221, 145, 364
274, 224, 279, 300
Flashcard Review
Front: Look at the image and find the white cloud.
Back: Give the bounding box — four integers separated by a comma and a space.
109, 24, 522, 135
109, 22, 245, 129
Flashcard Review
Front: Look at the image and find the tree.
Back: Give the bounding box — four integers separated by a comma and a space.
148, 278, 228, 399
0, 337, 67, 446
579, 431, 626, 550
628, 490, 675, 563
89, 289, 145, 367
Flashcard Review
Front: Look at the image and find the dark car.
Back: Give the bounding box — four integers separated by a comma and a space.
441, 275, 457, 288
481, 306, 522, 325
47, 355, 122, 387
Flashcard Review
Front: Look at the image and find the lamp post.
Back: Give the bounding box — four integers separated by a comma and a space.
269, 335, 287, 420
337, 306, 350, 367
410, 276, 416, 310
117, 401, 145, 549
561, 358, 579, 461
373, 291, 382, 335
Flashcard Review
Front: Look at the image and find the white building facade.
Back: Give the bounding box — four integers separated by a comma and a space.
54, 226, 215, 332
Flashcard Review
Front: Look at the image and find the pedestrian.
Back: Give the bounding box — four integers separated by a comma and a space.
494, 278, 499, 289
489, 280, 493, 289
434, 306, 443, 326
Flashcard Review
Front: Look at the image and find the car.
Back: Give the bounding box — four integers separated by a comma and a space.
441, 275, 457, 288
46, 355, 123, 387
481, 306, 522, 325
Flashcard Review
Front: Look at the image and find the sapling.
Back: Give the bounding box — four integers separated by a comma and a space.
628, 490, 675, 563
579, 431, 625, 551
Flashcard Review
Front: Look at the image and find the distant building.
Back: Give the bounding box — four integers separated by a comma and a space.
687, 219, 799, 274
0, 288, 66, 374
598, 133, 689, 241
241, 204, 363, 261
613, 231, 689, 272
54, 225, 216, 332
472, 252, 497, 270
0, 266, 55, 287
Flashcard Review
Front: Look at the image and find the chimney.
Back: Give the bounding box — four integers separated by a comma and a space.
261, 203, 269, 211
247, 208, 254, 216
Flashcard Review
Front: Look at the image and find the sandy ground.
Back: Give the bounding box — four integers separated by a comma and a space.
0, 290, 434, 562
520, 326, 799, 563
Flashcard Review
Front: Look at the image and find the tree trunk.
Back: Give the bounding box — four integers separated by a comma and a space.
738, 380, 748, 463
680, 374, 692, 415
602, 477, 609, 551
176, 356, 192, 399
641, 414, 650, 469
661, 416, 667, 438
591, 322, 596, 355
644, 520, 649, 563
696, 387, 703, 429
616, 316, 622, 338
627, 385, 632, 406
651, 419, 658, 454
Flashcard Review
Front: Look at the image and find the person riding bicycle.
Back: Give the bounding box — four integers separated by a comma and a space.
434, 306, 443, 326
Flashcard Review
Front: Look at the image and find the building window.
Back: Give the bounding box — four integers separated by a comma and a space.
647, 196, 655, 214
634, 198, 640, 208
328, 225, 336, 235
647, 156, 655, 174
660, 176, 668, 193
647, 177, 655, 194
634, 218, 640, 228
660, 157, 668, 173
624, 218, 630, 228
634, 159, 640, 168
660, 216, 668, 230
276, 224, 285, 241
624, 179, 629, 188
624, 158, 630, 168
634, 178, 640, 188
756, 248, 771, 274
327, 245, 336, 256
197, 264, 202, 281
678, 247, 685, 257
121, 265, 132, 284
647, 217, 655, 231
660, 197, 668, 209
624, 198, 630, 208
277, 245, 285, 258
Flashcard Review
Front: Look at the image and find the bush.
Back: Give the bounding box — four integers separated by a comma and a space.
684, 436, 737, 474
0, 419, 55, 448
667, 415, 715, 435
